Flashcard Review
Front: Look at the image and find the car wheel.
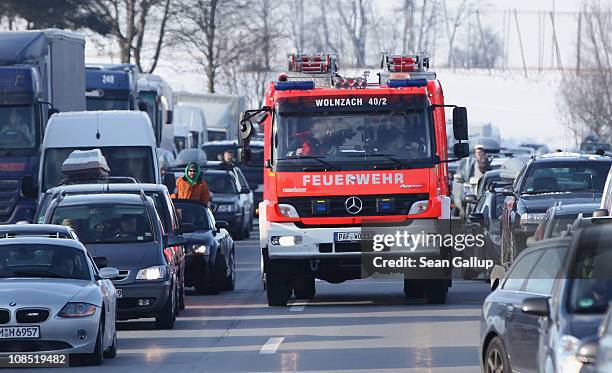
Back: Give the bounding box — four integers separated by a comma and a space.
266, 270, 290, 306
210, 252, 227, 293
485, 337, 511, 373
85, 320, 104, 365
293, 275, 315, 299
424, 279, 448, 304
179, 283, 186, 311
403, 279, 425, 298
224, 247, 236, 291
103, 331, 117, 359
155, 288, 176, 329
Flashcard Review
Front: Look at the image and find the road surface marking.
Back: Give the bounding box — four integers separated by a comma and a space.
260, 337, 284, 354
289, 300, 308, 311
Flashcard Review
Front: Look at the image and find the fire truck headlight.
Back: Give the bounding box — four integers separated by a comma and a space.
278, 204, 300, 218
271, 235, 303, 246
408, 200, 429, 215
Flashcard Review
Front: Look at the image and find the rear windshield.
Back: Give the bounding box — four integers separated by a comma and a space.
50, 204, 154, 244
42, 146, 155, 191
521, 161, 611, 194
174, 202, 212, 231
202, 173, 237, 194
0, 244, 90, 280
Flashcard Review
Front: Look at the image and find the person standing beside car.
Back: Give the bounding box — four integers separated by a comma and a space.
472, 144, 491, 180
172, 162, 211, 205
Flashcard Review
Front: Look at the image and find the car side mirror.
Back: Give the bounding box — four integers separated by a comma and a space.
138, 102, 148, 112
452, 107, 469, 140
576, 337, 599, 364
240, 187, 251, 194
593, 208, 609, 218
468, 212, 485, 224
453, 142, 470, 159
180, 223, 195, 234
215, 220, 229, 232
522, 297, 550, 317
20, 175, 36, 198
98, 267, 120, 280
464, 194, 478, 205
93, 256, 108, 269
165, 234, 186, 247
501, 186, 515, 196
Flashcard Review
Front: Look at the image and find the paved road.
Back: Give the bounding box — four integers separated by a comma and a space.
27, 226, 490, 373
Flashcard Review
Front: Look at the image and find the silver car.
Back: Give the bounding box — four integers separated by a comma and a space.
0, 227, 119, 365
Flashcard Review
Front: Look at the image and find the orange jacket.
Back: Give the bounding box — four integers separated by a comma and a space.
171, 177, 210, 204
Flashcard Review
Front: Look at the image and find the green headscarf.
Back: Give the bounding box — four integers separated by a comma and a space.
184, 162, 201, 186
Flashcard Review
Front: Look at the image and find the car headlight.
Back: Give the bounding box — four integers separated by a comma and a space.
192, 244, 208, 254
520, 213, 545, 225
217, 203, 239, 212
58, 302, 97, 318
278, 204, 299, 218
408, 200, 429, 215
136, 265, 168, 280
556, 335, 583, 373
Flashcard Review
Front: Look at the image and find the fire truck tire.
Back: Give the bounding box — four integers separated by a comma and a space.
266, 271, 290, 306
424, 279, 448, 304
293, 275, 316, 299
403, 279, 425, 298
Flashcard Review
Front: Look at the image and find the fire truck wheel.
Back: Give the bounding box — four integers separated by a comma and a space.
266, 271, 290, 306
424, 279, 448, 304
403, 279, 425, 298
293, 276, 316, 299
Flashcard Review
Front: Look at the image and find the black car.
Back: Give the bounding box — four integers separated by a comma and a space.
532, 202, 599, 242
499, 153, 611, 265
45, 193, 185, 329
480, 224, 612, 373
462, 183, 506, 280
202, 140, 264, 208
202, 170, 252, 240
173, 199, 235, 294
35, 183, 187, 310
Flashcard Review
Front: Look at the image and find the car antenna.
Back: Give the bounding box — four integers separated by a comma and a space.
589, 173, 595, 203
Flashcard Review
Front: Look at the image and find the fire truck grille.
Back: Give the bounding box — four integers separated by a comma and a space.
279, 194, 429, 217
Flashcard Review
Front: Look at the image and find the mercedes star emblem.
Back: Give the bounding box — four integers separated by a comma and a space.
345, 196, 363, 215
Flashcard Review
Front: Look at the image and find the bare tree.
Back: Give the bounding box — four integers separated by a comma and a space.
558, 2, 612, 145
83, 0, 173, 73
442, 0, 469, 67
336, 0, 370, 67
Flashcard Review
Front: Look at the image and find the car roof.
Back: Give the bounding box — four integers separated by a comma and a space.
56, 193, 148, 206
552, 203, 600, 216
0, 236, 86, 251
203, 140, 264, 147
46, 183, 168, 196
0, 224, 75, 239
201, 169, 233, 176
535, 153, 611, 162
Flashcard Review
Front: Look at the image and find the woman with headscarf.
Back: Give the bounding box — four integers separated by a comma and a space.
171, 162, 211, 205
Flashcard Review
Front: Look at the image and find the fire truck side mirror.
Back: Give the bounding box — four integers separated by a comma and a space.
453, 143, 470, 159
239, 118, 254, 141
452, 107, 469, 140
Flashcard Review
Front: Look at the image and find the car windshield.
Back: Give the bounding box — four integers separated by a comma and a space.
86, 98, 130, 111
42, 146, 155, 191
521, 161, 611, 194
174, 203, 211, 231
174, 136, 186, 153
569, 227, 612, 314
202, 173, 237, 194
0, 105, 36, 150
275, 111, 432, 167
0, 244, 90, 280
50, 204, 155, 244
550, 212, 593, 238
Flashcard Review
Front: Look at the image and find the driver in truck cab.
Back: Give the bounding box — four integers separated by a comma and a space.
287, 120, 322, 156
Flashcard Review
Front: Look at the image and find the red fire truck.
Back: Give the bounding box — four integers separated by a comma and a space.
239, 53, 470, 306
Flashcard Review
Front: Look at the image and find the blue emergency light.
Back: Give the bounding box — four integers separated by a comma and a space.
376, 197, 395, 213
311, 199, 330, 215
0, 67, 34, 92
274, 81, 315, 91
387, 78, 427, 88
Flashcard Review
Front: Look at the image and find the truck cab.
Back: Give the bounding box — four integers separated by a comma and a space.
240, 53, 470, 306
0, 29, 85, 223
85, 64, 137, 111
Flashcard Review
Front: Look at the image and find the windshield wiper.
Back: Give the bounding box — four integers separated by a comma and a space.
277, 156, 340, 171
12, 270, 64, 279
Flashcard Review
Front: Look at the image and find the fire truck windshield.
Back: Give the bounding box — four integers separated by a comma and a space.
275, 110, 432, 169
0, 105, 37, 151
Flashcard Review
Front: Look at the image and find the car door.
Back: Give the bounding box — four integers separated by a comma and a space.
499, 250, 544, 369
206, 207, 228, 259
88, 252, 116, 347
164, 192, 185, 286
515, 247, 564, 373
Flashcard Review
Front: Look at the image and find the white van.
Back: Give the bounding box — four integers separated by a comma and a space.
39, 111, 160, 194
173, 106, 207, 149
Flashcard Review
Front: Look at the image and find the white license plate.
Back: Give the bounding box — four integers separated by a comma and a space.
334, 232, 362, 242
0, 326, 40, 339
116, 289, 123, 298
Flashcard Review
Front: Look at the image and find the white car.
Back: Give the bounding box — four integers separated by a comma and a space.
0, 224, 119, 365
